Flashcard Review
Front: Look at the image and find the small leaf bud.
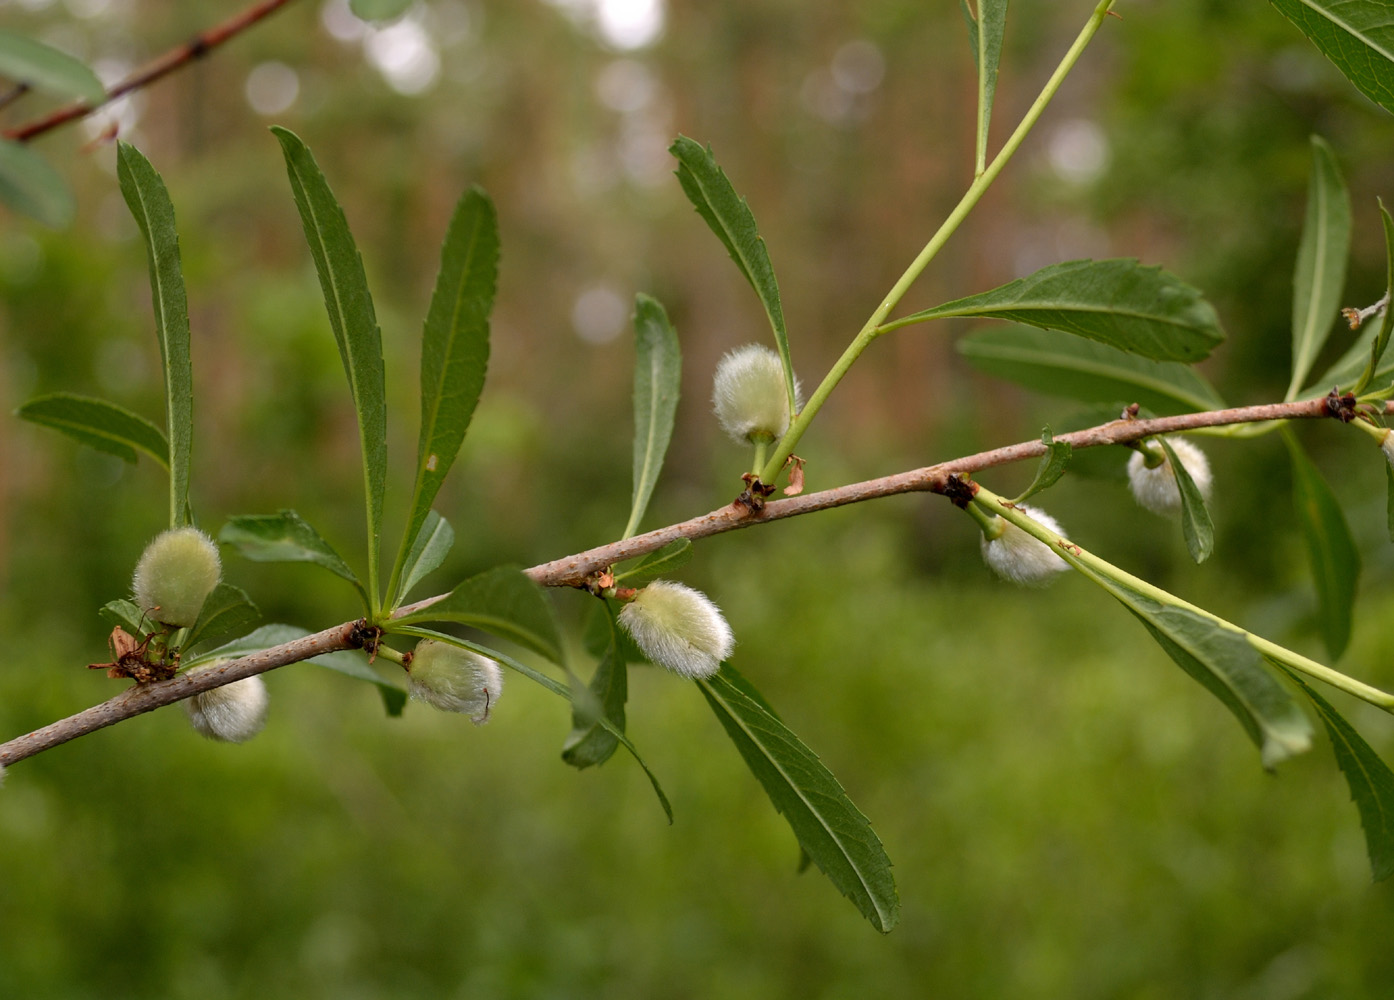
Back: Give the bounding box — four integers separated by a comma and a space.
980, 505, 1070, 586
1127, 436, 1212, 517
132, 527, 222, 627
712, 344, 800, 444
408, 640, 503, 724
184, 669, 269, 743
618, 580, 734, 679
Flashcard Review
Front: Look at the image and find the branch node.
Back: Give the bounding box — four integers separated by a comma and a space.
939, 473, 979, 509
1324, 387, 1359, 423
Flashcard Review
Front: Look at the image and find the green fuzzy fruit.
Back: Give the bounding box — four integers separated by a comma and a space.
132, 527, 222, 627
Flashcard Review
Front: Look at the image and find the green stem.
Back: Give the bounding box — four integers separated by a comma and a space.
751, 436, 770, 478
972, 485, 1394, 712
758, 0, 1118, 486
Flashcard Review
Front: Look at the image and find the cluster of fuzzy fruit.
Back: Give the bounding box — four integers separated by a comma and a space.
130, 526, 270, 744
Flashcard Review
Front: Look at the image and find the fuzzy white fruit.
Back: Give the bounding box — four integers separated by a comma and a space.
712, 344, 800, 444
1127, 437, 1212, 517
619, 580, 734, 679
132, 527, 222, 627
408, 640, 503, 724
184, 671, 270, 743
980, 505, 1070, 586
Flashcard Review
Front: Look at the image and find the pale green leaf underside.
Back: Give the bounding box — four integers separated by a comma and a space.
0, 30, 105, 103
16, 392, 169, 467
898, 259, 1225, 362
272, 127, 387, 601
624, 294, 681, 540
396, 510, 455, 604
1269, 0, 1394, 115
957, 325, 1226, 413
613, 539, 694, 585
699, 664, 900, 933
1287, 135, 1351, 399
969, 0, 1009, 172
0, 138, 73, 227
393, 565, 563, 665
670, 135, 796, 413
116, 142, 192, 528
1285, 432, 1359, 660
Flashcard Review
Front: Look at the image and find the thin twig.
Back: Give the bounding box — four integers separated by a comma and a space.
0, 395, 1378, 768
3, 0, 299, 143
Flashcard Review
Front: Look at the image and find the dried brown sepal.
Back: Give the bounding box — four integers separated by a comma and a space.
583, 569, 616, 596
87, 626, 175, 684
1343, 306, 1364, 330
736, 473, 777, 513
782, 454, 807, 496
1122, 403, 1141, 420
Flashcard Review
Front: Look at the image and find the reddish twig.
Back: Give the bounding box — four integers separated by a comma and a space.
3, 0, 299, 143
0, 396, 1380, 768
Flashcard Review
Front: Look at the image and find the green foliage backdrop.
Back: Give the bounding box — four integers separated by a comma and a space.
4, 0, 1394, 995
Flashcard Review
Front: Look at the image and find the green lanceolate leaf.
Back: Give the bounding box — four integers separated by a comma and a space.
394, 565, 563, 664
392, 187, 497, 599
1285, 431, 1359, 659
272, 127, 387, 610
1043, 544, 1312, 767
1012, 427, 1072, 504
1113, 583, 1311, 768
623, 294, 682, 540
183, 583, 260, 651
1353, 201, 1394, 396
892, 259, 1225, 362
184, 623, 405, 716
1281, 669, 1394, 880
0, 31, 105, 104
957, 325, 1226, 413
965, 0, 1009, 175
698, 664, 899, 932
563, 603, 628, 769
0, 138, 72, 227
394, 624, 672, 821
1269, 0, 1394, 115
670, 136, 796, 415
395, 510, 455, 604
218, 511, 368, 609
1287, 136, 1351, 400
16, 393, 169, 466
99, 599, 149, 637
349, 0, 414, 21
116, 142, 192, 528
613, 539, 694, 585
1158, 437, 1214, 564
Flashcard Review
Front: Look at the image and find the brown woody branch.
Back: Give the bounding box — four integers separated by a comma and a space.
0, 395, 1378, 768
3, 0, 298, 143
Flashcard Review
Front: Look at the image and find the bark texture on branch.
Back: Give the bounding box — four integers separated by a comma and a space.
0, 396, 1370, 767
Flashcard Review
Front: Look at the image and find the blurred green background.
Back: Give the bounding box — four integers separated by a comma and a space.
4, 0, 1394, 996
